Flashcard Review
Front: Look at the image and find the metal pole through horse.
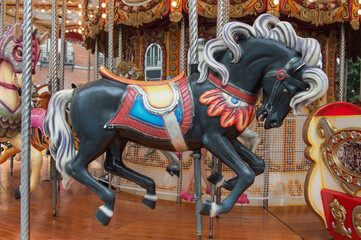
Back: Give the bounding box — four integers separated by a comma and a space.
50, 0, 59, 218
188, 0, 202, 237
20, 0, 33, 238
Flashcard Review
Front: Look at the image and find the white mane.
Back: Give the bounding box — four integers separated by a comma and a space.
197, 14, 328, 114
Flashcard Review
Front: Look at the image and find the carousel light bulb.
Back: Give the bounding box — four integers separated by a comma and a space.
171, 1, 177, 7
78, 12, 82, 16
78, 4, 82, 8
101, 2, 106, 8
67, 10, 71, 14
41, 9, 45, 12
273, 0, 279, 4
359, 0, 361, 4
78, 21, 82, 25
358, 9, 361, 15
65, 29, 69, 33
90, 14, 94, 18
66, 20, 70, 23
102, 13, 107, 18
78, 29, 82, 33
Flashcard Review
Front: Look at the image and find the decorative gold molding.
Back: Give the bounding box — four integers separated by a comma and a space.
169, 12, 183, 23
282, 0, 350, 26
350, 20, 360, 30
353, 206, 361, 238
329, 198, 352, 239
318, 118, 361, 195
184, 0, 265, 19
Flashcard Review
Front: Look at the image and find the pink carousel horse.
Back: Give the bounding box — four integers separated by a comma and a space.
0, 23, 47, 198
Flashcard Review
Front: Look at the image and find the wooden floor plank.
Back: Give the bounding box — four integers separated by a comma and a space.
0, 160, 332, 239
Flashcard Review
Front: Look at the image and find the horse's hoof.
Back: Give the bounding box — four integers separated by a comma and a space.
14, 187, 21, 199
173, 169, 180, 177
166, 167, 180, 177
166, 167, 174, 176
95, 207, 112, 226
200, 200, 218, 217
143, 194, 157, 209
207, 172, 224, 188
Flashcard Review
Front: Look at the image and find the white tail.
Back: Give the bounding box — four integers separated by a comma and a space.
44, 89, 75, 189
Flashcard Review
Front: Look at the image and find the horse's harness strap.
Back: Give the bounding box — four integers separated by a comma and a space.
0, 81, 17, 91
263, 57, 308, 112
207, 73, 257, 104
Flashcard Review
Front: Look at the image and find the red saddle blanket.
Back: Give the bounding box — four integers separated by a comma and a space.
102, 69, 192, 141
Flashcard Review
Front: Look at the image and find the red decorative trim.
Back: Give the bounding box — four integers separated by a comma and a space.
315, 102, 361, 116
276, 69, 286, 81
207, 73, 257, 104
107, 77, 192, 139
0, 81, 17, 90
321, 188, 361, 240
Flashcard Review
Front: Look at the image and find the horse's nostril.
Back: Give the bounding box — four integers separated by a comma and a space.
270, 120, 280, 128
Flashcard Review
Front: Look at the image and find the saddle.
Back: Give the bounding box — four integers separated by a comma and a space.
31, 108, 46, 133
101, 67, 192, 151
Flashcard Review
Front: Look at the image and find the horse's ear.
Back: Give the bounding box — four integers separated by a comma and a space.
289, 60, 306, 74
39, 31, 49, 45
14, 24, 22, 41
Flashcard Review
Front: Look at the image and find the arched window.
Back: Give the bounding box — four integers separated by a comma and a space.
144, 43, 162, 81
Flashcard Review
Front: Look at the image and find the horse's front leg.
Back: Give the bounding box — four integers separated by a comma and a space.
9, 134, 43, 199
200, 134, 255, 217
208, 139, 265, 191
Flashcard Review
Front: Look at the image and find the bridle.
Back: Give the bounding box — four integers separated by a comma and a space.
262, 57, 309, 113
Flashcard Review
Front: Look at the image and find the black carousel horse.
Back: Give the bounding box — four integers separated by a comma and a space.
44, 14, 328, 226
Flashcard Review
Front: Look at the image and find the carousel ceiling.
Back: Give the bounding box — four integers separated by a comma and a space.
1, 0, 361, 57
1, 0, 94, 42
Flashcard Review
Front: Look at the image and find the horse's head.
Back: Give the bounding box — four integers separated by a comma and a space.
256, 57, 308, 129
0, 23, 48, 88
198, 14, 329, 131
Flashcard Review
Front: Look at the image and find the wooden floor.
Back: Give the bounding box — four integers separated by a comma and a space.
0, 160, 333, 240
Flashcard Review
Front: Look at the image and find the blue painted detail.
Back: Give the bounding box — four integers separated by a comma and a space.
130, 96, 165, 127
174, 103, 183, 123
231, 97, 239, 104
129, 95, 183, 127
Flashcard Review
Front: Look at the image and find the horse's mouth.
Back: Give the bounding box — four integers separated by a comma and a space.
256, 111, 268, 122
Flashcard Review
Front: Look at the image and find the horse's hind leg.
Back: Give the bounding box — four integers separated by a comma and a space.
8, 134, 43, 199
104, 140, 157, 209
162, 151, 180, 177
66, 143, 115, 226
200, 134, 255, 217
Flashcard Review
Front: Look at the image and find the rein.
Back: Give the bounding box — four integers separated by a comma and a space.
262, 57, 308, 112
0, 81, 18, 91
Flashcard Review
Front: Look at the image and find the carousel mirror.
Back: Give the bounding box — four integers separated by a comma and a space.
144, 43, 162, 81
336, 141, 361, 175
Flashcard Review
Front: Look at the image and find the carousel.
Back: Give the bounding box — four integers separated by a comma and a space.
0, 0, 360, 239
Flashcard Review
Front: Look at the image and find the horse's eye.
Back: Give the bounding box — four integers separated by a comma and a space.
283, 88, 290, 95
16, 49, 22, 57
